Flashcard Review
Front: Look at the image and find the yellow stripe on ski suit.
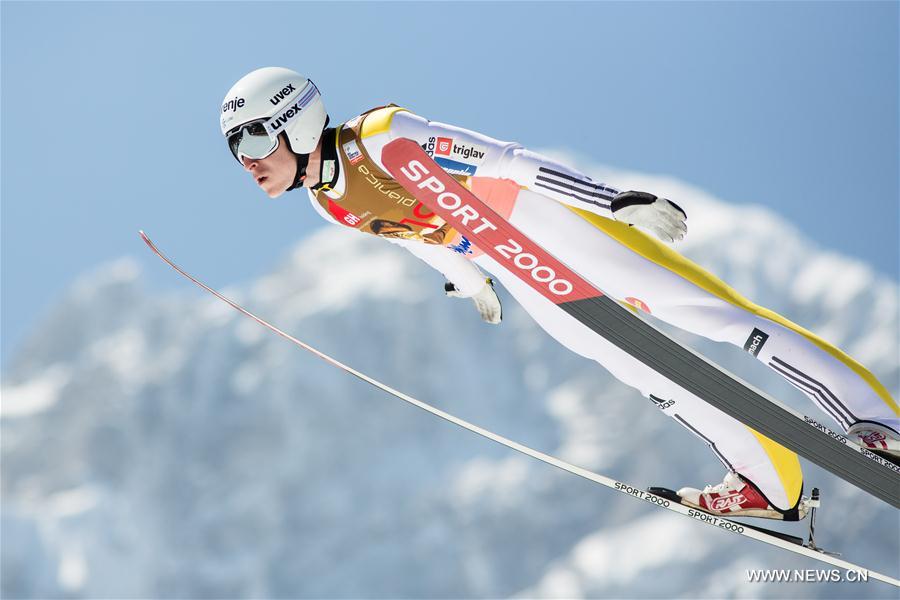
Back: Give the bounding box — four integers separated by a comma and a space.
360, 105, 406, 138
569, 207, 898, 416
569, 207, 898, 505
745, 428, 804, 506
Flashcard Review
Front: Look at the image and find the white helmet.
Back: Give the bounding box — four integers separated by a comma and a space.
220, 67, 328, 163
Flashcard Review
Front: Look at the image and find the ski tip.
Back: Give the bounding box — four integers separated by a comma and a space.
138, 231, 161, 255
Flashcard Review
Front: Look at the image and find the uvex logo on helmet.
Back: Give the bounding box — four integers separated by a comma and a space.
266, 98, 305, 134
269, 83, 296, 106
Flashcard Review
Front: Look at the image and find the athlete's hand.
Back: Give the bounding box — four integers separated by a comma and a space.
445, 278, 502, 325
611, 191, 687, 243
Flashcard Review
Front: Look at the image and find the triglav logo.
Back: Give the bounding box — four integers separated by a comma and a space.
436, 137, 453, 155
269, 83, 296, 106
435, 137, 486, 162
222, 97, 245, 113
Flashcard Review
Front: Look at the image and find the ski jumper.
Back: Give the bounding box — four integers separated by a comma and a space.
308, 106, 899, 511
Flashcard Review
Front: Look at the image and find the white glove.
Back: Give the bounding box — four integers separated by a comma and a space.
611, 191, 687, 243
445, 278, 502, 325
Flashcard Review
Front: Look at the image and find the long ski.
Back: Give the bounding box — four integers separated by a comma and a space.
380, 138, 900, 510
139, 230, 898, 587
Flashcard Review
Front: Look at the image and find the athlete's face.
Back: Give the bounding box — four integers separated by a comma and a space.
241, 135, 296, 198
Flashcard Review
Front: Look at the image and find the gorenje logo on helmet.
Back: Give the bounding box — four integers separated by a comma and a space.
263, 82, 318, 137
269, 83, 296, 106
222, 97, 245, 113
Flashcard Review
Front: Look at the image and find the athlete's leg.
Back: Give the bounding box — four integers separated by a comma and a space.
474, 254, 802, 511
501, 190, 898, 434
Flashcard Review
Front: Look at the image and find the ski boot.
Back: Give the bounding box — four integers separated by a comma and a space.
847, 422, 900, 466
656, 471, 808, 521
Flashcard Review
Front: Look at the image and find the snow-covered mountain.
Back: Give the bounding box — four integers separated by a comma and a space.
2, 160, 898, 599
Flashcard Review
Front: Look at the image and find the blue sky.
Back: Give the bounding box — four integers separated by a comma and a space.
2, 1, 897, 365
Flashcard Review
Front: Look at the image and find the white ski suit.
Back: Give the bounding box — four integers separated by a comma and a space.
308, 106, 899, 512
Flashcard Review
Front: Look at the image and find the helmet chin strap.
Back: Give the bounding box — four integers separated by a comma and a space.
286, 151, 310, 191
